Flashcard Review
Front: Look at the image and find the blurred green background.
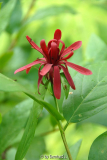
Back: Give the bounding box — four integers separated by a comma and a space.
0, 0, 107, 160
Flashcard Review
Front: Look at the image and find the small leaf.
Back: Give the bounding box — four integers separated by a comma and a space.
62, 139, 82, 160
61, 73, 70, 99
15, 83, 47, 160
25, 5, 77, 24
0, 73, 63, 120
88, 131, 107, 160
0, 0, 16, 33
63, 61, 107, 123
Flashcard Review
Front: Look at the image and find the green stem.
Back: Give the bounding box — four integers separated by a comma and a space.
54, 96, 73, 160
58, 121, 73, 160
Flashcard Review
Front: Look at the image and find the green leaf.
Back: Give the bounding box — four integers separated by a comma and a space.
0, 73, 63, 120
88, 131, 107, 160
0, 51, 13, 68
25, 137, 45, 160
62, 139, 82, 160
15, 83, 47, 160
25, 5, 77, 24
0, 113, 2, 124
61, 73, 70, 99
15, 102, 42, 160
0, 0, 16, 33
77, 108, 107, 127
0, 99, 33, 155
85, 34, 107, 62
6, 0, 22, 33
0, 2, 2, 9
63, 61, 107, 123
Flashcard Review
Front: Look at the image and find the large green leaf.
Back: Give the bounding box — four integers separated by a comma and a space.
85, 34, 107, 62
25, 5, 77, 24
61, 139, 82, 160
63, 61, 107, 123
0, 99, 33, 155
0, 73, 63, 120
88, 131, 107, 160
0, 0, 16, 33
15, 83, 48, 160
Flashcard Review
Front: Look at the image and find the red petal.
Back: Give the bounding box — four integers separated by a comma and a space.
54, 29, 61, 40
26, 36, 45, 57
14, 60, 44, 74
51, 42, 58, 63
48, 39, 57, 49
40, 39, 48, 57
58, 40, 65, 55
60, 65, 75, 90
66, 61, 93, 75
53, 66, 61, 99
37, 63, 45, 94
26, 67, 31, 74
40, 64, 53, 76
62, 41, 82, 57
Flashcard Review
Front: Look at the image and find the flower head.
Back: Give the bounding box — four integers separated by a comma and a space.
14, 29, 92, 99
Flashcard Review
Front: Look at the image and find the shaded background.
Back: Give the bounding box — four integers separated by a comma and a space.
0, 0, 107, 160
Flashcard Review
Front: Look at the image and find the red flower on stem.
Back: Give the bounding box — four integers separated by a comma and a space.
14, 29, 92, 99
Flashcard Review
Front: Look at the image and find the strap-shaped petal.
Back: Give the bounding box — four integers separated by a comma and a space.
60, 65, 75, 90
40, 64, 53, 76
53, 66, 61, 99
38, 63, 44, 94
26, 36, 45, 57
62, 41, 82, 57
54, 29, 61, 40
40, 39, 48, 58
66, 61, 93, 75
51, 42, 58, 64
14, 60, 44, 74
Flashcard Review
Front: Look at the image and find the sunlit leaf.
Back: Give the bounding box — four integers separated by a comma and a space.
88, 131, 107, 160
63, 61, 107, 123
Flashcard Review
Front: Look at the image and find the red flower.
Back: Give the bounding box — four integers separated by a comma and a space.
14, 29, 92, 99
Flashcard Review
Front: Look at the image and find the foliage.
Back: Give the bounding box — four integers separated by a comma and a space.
0, 0, 107, 160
